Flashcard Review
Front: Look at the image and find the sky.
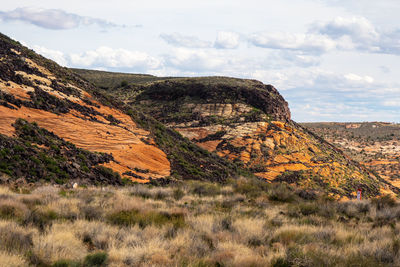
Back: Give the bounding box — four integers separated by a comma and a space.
0, 0, 399, 122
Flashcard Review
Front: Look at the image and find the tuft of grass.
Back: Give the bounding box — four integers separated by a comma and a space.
372, 194, 397, 210
83, 252, 108, 267
0, 220, 34, 253
231, 177, 270, 198
0, 199, 28, 221
190, 181, 221, 197
51, 259, 81, 267
268, 183, 296, 203
107, 209, 185, 228
23, 208, 58, 231
0, 251, 28, 267
173, 188, 185, 200
31, 223, 87, 265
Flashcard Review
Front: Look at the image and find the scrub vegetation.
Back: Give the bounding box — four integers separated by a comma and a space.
0, 180, 399, 267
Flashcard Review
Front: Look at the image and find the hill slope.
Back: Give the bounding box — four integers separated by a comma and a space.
302, 122, 400, 186
0, 33, 244, 185
74, 69, 399, 198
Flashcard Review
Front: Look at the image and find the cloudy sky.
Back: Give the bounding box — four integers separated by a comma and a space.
1, 0, 399, 122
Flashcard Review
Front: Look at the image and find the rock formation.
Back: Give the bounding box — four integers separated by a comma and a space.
74, 70, 399, 198
0, 33, 242, 185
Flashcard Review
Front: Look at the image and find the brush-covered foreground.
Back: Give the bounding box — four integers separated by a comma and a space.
0, 180, 400, 267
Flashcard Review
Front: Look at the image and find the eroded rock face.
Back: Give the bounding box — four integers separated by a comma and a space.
136, 78, 291, 122
302, 122, 400, 189
187, 103, 252, 118
0, 34, 170, 183
72, 49, 398, 197
100, 77, 395, 198
177, 113, 394, 197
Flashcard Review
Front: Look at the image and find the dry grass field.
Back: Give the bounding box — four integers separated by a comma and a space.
1, 179, 400, 267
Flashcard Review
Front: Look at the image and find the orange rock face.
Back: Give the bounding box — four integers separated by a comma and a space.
173, 114, 383, 196
0, 52, 170, 182
0, 102, 170, 182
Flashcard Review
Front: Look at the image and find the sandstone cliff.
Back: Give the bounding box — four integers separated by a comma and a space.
74, 70, 398, 198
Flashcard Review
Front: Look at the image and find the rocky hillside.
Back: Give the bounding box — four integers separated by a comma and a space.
0, 33, 245, 186
74, 69, 399, 198
302, 122, 400, 187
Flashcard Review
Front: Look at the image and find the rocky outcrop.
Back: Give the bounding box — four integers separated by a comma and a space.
0, 33, 245, 185
0, 119, 122, 185
0, 35, 171, 183
136, 78, 291, 122
74, 70, 398, 198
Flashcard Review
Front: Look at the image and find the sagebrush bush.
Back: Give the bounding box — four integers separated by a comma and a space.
232, 177, 269, 198
268, 183, 295, 202
190, 181, 221, 196
0, 220, 34, 253
32, 223, 88, 265
372, 194, 397, 210
107, 208, 185, 228
83, 252, 108, 267
0, 199, 28, 221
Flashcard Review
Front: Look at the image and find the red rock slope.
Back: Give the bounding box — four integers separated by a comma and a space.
0, 34, 170, 182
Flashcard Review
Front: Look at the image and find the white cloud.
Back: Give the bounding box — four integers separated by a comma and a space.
214, 31, 240, 49
163, 48, 228, 72
311, 16, 400, 55
248, 16, 400, 56
344, 73, 374, 84
0, 7, 120, 30
382, 100, 400, 107
160, 33, 211, 48
32, 45, 68, 66
249, 32, 337, 54
274, 51, 320, 67
250, 68, 400, 122
311, 16, 379, 41
69, 47, 160, 71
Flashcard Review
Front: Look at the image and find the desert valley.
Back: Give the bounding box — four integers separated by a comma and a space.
1, 1, 400, 266
0, 31, 399, 266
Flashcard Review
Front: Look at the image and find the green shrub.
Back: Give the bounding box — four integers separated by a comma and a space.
271, 257, 291, 267
268, 184, 295, 202
0, 224, 33, 253
80, 205, 102, 221
190, 181, 220, 196
83, 252, 108, 267
95, 166, 121, 181
173, 188, 185, 200
0, 201, 27, 221
52, 259, 81, 267
220, 216, 233, 231
232, 178, 269, 198
372, 194, 397, 210
107, 209, 185, 228
120, 80, 128, 87
298, 202, 319, 216
271, 229, 312, 246
23, 209, 58, 230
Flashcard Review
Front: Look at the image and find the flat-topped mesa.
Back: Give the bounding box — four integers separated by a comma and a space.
136, 78, 291, 122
